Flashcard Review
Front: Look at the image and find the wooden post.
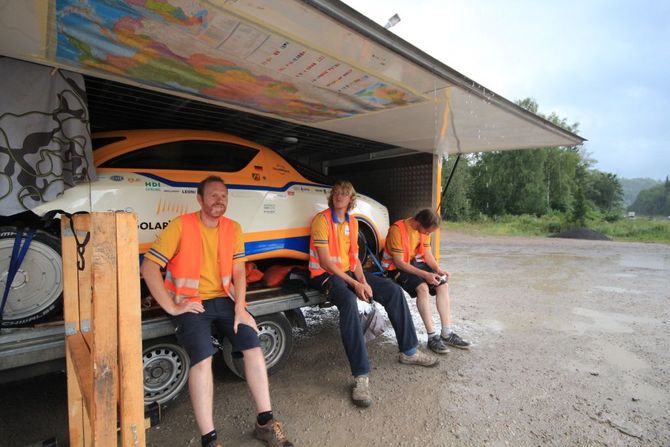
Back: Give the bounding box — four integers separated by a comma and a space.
62, 212, 145, 447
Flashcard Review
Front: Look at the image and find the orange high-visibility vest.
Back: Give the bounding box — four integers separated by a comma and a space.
308, 208, 358, 278
381, 219, 426, 272
165, 212, 236, 304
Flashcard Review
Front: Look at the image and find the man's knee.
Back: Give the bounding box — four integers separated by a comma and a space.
190, 356, 212, 372
416, 282, 430, 295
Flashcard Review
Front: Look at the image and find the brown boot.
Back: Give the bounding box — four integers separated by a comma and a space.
351, 375, 372, 407
254, 418, 293, 447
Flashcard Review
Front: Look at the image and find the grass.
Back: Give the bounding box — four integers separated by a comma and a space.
443, 214, 670, 244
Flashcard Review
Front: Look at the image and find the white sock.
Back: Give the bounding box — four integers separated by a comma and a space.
441, 327, 453, 338
427, 331, 437, 339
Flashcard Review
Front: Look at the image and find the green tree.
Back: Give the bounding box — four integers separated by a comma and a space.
586, 171, 624, 213
440, 155, 472, 221
468, 98, 581, 217
629, 181, 670, 216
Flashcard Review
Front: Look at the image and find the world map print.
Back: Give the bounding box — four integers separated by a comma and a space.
55, 0, 424, 122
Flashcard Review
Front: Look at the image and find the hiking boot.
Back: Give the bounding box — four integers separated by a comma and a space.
352, 376, 372, 407
427, 335, 450, 354
254, 418, 293, 447
398, 350, 439, 367
441, 332, 471, 350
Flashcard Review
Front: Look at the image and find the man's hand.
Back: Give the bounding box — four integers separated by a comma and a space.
234, 308, 258, 334
423, 271, 442, 286
168, 300, 204, 316
437, 268, 451, 278
353, 281, 371, 302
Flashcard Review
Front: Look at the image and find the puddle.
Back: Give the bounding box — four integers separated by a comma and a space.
569, 307, 658, 334
593, 285, 643, 295
600, 344, 649, 370
619, 253, 669, 271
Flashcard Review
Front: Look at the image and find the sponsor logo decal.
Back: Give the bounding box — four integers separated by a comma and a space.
138, 221, 170, 230
182, 189, 195, 194
145, 181, 160, 191
111, 175, 124, 182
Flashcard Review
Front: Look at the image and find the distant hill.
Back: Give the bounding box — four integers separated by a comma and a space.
628, 180, 670, 216
620, 177, 662, 207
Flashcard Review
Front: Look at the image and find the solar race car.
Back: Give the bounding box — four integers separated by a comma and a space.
1, 129, 390, 327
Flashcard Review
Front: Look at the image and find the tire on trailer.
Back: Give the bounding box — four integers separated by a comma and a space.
142, 338, 190, 406
222, 312, 293, 380
0, 226, 63, 327
356, 221, 378, 267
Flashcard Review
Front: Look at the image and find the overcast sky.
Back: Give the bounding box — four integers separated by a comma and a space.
343, 0, 669, 180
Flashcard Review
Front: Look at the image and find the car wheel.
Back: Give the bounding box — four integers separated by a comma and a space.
142, 339, 190, 406
222, 312, 293, 380
0, 226, 63, 327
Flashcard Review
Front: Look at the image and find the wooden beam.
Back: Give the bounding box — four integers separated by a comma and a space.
90, 212, 119, 446
116, 213, 146, 446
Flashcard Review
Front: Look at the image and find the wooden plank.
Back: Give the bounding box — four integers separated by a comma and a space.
116, 213, 146, 447
73, 214, 93, 349
90, 212, 119, 446
66, 333, 93, 417
62, 217, 85, 446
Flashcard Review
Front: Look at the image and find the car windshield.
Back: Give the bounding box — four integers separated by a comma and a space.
99, 140, 259, 172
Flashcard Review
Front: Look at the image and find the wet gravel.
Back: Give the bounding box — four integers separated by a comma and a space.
2, 232, 669, 446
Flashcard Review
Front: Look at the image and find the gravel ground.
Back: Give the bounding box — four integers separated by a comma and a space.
2, 232, 669, 446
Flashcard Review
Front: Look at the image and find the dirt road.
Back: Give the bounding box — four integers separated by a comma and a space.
2, 232, 669, 446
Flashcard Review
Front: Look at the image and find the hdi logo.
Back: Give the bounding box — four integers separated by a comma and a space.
145, 181, 160, 188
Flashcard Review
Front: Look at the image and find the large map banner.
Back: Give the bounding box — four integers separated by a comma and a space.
54, 0, 426, 122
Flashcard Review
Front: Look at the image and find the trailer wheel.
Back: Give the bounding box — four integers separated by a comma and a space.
0, 227, 63, 327
222, 312, 293, 380
357, 222, 378, 267
143, 340, 190, 406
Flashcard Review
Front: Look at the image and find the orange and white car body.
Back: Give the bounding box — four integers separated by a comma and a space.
31, 130, 389, 260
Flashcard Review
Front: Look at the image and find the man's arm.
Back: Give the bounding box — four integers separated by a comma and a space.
232, 262, 257, 333
316, 245, 370, 301
422, 249, 449, 278
140, 258, 204, 315
391, 253, 442, 286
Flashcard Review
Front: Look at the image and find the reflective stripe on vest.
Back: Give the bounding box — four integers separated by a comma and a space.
381, 219, 426, 271
308, 208, 358, 278
164, 212, 236, 304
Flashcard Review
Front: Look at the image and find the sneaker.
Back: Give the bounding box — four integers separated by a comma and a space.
352, 376, 372, 407
254, 418, 293, 447
441, 332, 471, 350
398, 350, 439, 367
427, 335, 450, 354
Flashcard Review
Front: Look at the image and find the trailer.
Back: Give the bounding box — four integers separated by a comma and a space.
0, 0, 584, 409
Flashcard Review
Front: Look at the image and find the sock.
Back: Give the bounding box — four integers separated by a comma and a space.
257, 410, 274, 426
201, 430, 217, 447
403, 346, 417, 356
427, 331, 437, 339
441, 326, 453, 338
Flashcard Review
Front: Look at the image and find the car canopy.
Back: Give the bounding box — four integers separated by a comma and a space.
0, 0, 583, 160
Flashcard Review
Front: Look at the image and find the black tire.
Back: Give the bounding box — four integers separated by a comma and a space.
142, 338, 190, 406
0, 226, 63, 327
222, 312, 293, 380
356, 221, 378, 267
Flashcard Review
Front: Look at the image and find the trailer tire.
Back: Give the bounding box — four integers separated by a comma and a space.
0, 227, 63, 327
142, 339, 190, 406
357, 222, 378, 267
222, 312, 293, 380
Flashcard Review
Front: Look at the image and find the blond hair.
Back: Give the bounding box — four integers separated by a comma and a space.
328, 179, 357, 212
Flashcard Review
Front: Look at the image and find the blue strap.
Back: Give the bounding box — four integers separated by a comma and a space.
0, 229, 36, 322
366, 244, 385, 276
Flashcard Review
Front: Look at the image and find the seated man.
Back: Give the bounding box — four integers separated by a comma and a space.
381, 208, 470, 354
141, 175, 292, 447
309, 180, 438, 408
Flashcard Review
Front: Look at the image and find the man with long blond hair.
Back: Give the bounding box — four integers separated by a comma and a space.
308, 180, 438, 408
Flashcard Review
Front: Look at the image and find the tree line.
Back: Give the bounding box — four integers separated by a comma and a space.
440, 98, 625, 225
628, 177, 670, 216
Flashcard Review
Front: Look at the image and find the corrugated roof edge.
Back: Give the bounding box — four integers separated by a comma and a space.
305, 0, 586, 146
